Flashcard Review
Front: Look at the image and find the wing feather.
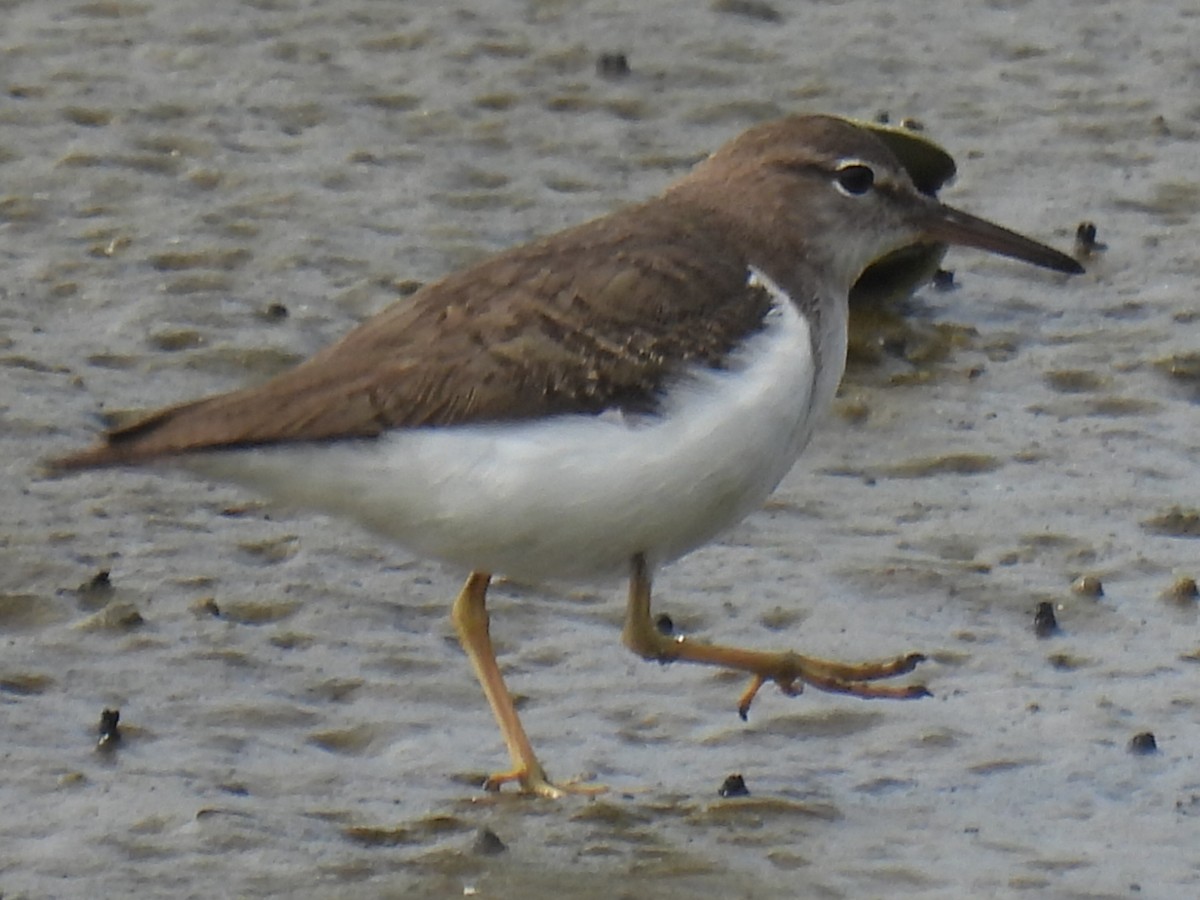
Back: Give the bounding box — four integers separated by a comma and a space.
53, 198, 777, 469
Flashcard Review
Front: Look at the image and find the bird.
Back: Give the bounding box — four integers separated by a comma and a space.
50, 114, 1084, 798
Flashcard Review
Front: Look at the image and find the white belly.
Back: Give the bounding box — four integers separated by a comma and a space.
187, 273, 833, 580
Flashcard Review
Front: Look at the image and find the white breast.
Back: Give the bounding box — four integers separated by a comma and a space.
189, 268, 833, 581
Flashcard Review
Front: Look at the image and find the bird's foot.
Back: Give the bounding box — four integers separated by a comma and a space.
736, 651, 929, 720
621, 555, 929, 723
482, 764, 606, 799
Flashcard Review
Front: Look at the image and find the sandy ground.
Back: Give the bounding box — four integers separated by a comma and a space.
3, 0, 1200, 897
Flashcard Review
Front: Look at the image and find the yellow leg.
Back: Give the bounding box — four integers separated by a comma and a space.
451, 572, 602, 798
621, 555, 929, 720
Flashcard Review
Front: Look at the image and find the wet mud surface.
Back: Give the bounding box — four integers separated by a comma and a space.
3, 1, 1200, 897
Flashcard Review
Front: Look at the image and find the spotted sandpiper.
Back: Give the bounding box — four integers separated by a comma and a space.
51, 114, 1083, 798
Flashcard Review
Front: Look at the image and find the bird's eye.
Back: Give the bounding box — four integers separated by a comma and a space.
834, 162, 875, 196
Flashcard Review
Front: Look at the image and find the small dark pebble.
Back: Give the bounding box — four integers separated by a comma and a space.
97, 708, 121, 750
595, 52, 630, 79
932, 268, 956, 290
261, 302, 289, 320
1033, 602, 1059, 637
1128, 732, 1157, 755
77, 569, 113, 598
473, 827, 507, 855
718, 773, 750, 798
874, 110, 891, 124
1033, 602, 1059, 638
655, 613, 674, 635
1074, 221, 1106, 254
899, 117, 925, 132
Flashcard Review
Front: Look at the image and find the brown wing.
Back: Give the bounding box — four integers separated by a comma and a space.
52, 197, 776, 470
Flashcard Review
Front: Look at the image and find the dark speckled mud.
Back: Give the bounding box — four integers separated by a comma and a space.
3, 1, 1200, 897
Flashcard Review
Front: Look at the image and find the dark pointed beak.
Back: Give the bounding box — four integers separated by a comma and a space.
922, 203, 1084, 275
